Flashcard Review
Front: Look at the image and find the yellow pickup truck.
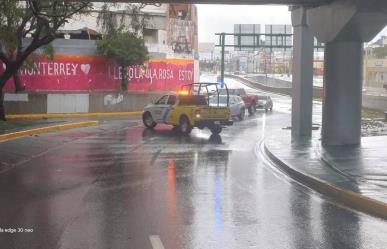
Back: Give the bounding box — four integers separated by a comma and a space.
142, 83, 233, 135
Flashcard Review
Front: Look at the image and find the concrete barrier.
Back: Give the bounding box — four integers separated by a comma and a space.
6, 81, 385, 115
228, 74, 387, 112
247, 75, 292, 88
4, 93, 47, 114
362, 94, 387, 112
4, 91, 166, 115
89, 91, 164, 113
225, 74, 292, 95
225, 74, 324, 98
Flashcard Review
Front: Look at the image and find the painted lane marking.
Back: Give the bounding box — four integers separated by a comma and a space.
149, 235, 166, 249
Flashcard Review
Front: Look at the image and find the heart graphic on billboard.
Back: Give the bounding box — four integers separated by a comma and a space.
80, 64, 91, 75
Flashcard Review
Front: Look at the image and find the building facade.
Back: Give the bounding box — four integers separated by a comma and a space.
364, 58, 387, 89
2, 3, 199, 93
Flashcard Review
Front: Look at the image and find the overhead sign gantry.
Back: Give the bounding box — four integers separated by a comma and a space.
215, 32, 324, 85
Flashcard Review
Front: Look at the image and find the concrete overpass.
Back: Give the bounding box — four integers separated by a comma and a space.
101, 0, 387, 146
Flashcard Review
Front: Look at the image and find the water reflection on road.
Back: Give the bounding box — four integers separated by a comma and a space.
0, 76, 386, 248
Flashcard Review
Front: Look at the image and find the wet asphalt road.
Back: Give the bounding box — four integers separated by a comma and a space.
1, 77, 387, 249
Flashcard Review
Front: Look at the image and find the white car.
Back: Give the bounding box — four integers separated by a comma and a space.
209, 95, 246, 120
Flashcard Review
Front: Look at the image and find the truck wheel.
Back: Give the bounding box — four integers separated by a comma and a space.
248, 102, 256, 115
143, 112, 157, 128
238, 108, 245, 121
179, 115, 193, 135
210, 125, 222, 135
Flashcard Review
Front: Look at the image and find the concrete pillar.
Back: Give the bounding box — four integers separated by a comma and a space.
322, 41, 363, 146
291, 7, 314, 137
305, 0, 387, 146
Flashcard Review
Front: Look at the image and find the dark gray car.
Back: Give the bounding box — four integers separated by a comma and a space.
256, 95, 273, 112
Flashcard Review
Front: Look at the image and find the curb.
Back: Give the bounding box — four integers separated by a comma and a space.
263, 143, 387, 220
5, 112, 142, 120
0, 121, 99, 142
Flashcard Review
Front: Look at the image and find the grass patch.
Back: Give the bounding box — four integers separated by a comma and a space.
362, 108, 385, 119
312, 100, 384, 120
0, 120, 63, 134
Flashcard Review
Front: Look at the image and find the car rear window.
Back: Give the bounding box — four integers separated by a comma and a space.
209, 95, 228, 104
219, 89, 232, 95
179, 95, 208, 105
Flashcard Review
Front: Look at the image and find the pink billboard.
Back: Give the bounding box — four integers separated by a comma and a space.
2, 55, 194, 92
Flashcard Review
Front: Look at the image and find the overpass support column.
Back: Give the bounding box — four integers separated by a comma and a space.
291, 7, 314, 137
321, 41, 363, 146
306, 0, 387, 146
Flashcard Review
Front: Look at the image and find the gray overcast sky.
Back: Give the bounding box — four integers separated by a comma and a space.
197, 5, 291, 43
196, 4, 387, 44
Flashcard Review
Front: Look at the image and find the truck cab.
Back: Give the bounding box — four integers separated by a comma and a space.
143, 83, 233, 135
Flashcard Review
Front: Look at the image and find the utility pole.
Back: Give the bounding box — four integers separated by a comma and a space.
220, 32, 225, 88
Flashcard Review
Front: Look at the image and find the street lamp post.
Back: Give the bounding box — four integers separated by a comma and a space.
220, 32, 225, 88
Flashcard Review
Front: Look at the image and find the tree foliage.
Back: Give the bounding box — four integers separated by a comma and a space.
96, 31, 148, 90
96, 3, 157, 90
0, 0, 92, 120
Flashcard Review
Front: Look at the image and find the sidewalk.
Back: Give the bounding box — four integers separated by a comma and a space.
263, 114, 387, 220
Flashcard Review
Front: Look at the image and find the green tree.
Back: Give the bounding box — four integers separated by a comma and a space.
96, 31, 148, 90
0, 0, 91, 120
96, 3, 155, 90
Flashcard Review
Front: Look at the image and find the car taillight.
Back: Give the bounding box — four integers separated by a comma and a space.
195, 109, 201, 119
